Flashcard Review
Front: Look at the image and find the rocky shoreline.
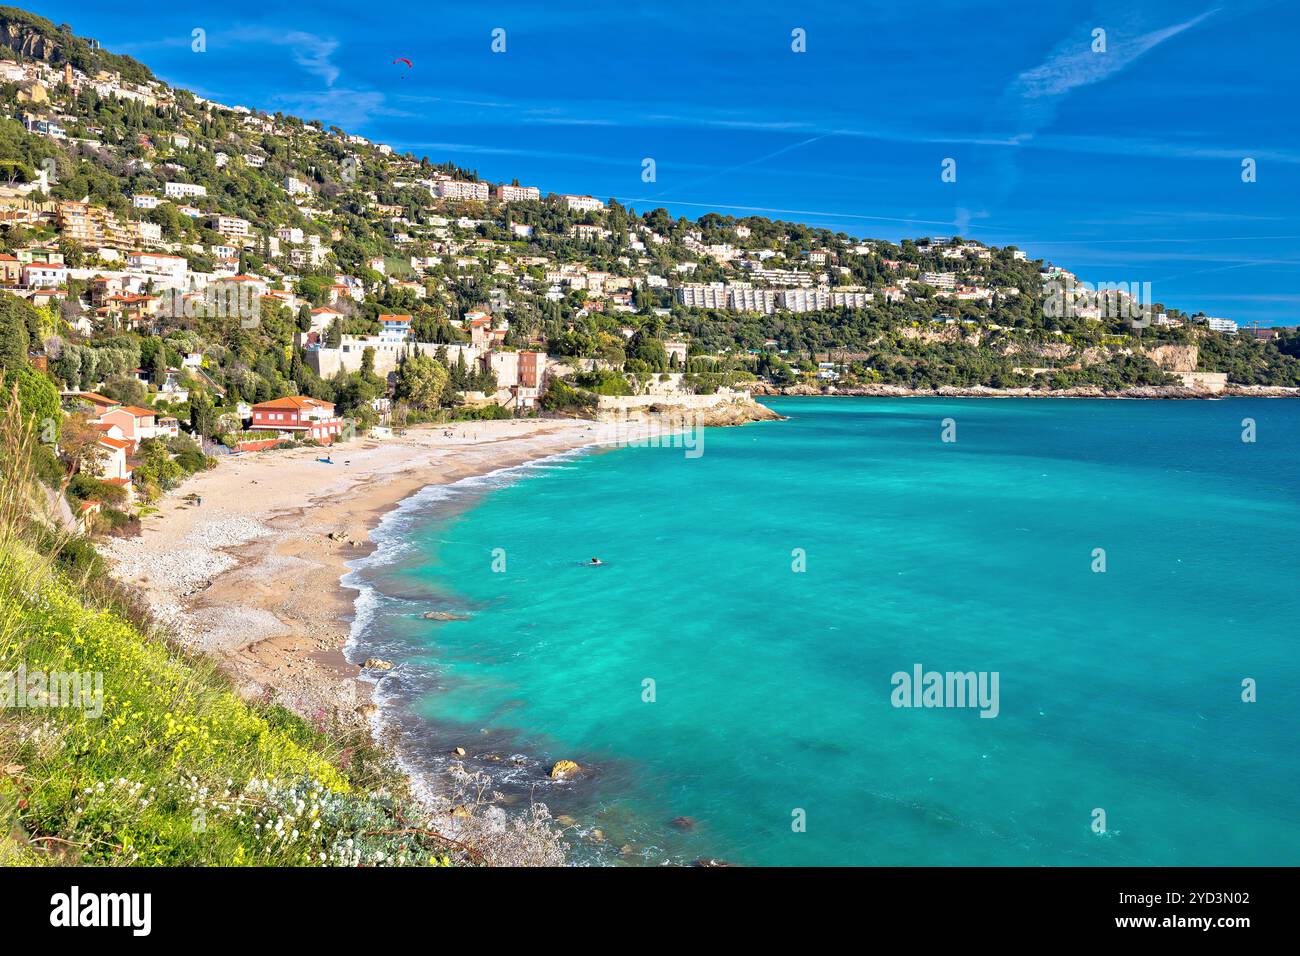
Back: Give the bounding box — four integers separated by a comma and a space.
748, 382, 1300, 400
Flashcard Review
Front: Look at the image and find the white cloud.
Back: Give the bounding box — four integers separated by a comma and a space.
226, 27, 342, 87
1013, 10, 1218, 103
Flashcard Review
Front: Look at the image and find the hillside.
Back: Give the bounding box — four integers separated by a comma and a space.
0, 5, 1292, 419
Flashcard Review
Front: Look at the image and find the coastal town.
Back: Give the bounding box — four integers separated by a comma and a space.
3, 9, 1300, 540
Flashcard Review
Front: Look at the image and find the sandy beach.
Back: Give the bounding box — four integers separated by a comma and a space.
102, 418, 625, 726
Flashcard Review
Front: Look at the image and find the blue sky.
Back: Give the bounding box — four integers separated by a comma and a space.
26, 0, 1300, 324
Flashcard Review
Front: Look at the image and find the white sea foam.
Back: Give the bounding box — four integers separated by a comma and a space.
341, 444, 599, 664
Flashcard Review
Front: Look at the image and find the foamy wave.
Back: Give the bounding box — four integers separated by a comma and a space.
342, 443, 600, 687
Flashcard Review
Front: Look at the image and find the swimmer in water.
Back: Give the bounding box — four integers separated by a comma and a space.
588, 557, 603, 566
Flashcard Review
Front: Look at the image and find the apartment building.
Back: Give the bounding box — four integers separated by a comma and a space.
1202, 316, 1239, 334
728, 285, 780, 314
57, 201, 138, 250
435, 180, 491, 201
164, 181, 207, 199
675, 283, 729, 309
210, 215, 252, 239
921, 271, 958, 291
561, 194, 605, 213
496, 184, 541, 202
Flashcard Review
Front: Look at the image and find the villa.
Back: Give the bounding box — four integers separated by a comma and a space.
250, 396, 344, 444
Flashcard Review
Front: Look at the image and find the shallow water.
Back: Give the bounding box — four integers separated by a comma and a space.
345, 398, 1300, 865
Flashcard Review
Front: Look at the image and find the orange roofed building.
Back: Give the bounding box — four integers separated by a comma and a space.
250, 396, 344, 444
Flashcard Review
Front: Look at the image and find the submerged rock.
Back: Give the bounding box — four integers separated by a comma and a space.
423, 610, 470, 621
549, 759, 581, 780
669, 816, 696, 831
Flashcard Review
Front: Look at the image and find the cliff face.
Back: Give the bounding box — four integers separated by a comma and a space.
3, 23, 59, 61
1143, 344, 1198, 373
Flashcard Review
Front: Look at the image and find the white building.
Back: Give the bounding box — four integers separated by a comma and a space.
496, 184, 541, 202
921, 271, 958, 291
125, 251, 188, 281
435, 180, 490, 201
728, 286, 779, 314
164, 181, 207, 199
561, 194, 605, 213
830, 291, 873, 309
22, 263, 67, 288
674, 283, 729, 309
778, 289, 831, 312
210, 215, 251, 239
1202, 316, 1239, 334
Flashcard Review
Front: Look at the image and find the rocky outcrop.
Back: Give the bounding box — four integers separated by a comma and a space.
549, 759, 581, 779
898, 325, 983, 346
3, 24, 59, 62
362, 658, 393, 671
691, 397, 783, 426
1143, 344, 1199, 373
595, 392, 782, 427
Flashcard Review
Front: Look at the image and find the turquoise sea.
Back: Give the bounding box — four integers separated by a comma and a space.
345, 398, 1300, 866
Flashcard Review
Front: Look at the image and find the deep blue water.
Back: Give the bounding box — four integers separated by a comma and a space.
346, 398, 1300, 865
